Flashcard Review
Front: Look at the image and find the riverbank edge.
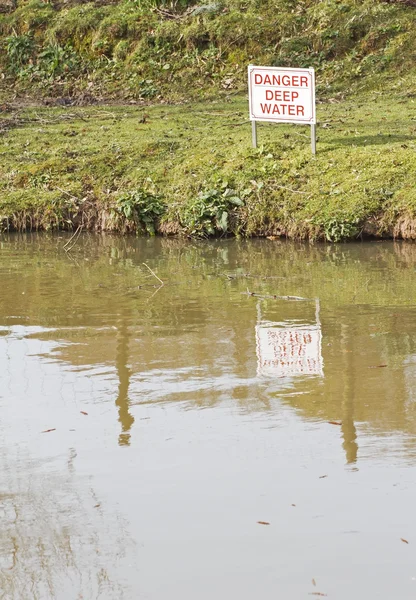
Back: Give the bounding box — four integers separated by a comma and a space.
3, 199, 416, 241
2, 94, 416, 242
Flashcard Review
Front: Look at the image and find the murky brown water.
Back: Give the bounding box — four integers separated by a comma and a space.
1, 234, 416, 599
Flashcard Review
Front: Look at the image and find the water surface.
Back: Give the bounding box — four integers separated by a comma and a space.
1, 234, 416, 599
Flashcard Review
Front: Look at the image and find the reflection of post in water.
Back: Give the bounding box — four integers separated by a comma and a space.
116, 319, 135, 446
341, 322, 358, 464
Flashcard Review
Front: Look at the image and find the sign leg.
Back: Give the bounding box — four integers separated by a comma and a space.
311, 124, 316, 155
252, 120, 257, 148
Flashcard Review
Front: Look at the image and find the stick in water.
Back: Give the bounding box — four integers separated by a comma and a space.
242, 289, 309, 301
63, 225, 83, 252
143, 262, 164, 286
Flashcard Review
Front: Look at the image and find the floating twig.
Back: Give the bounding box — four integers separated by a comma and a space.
242, 289, 310, 301
146, 284, 164, 303
64, 225, 83, 252
143, 262, 164, 286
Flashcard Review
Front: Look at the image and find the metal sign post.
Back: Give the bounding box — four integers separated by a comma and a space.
252, 120, 257, 148
311, 123, 316, 155
248, 65, 316, 154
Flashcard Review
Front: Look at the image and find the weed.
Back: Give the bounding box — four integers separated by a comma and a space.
323, 217, 361, 242
37, 43, 80, 78
115, 189, 166, 235
5, 33, 34, 73
180, 186, 244, 237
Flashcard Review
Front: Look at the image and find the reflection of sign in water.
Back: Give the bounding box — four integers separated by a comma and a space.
256, 324, 323, 377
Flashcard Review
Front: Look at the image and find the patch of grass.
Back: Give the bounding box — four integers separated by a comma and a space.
0, 0, 415, 101
1, 90, 416, 239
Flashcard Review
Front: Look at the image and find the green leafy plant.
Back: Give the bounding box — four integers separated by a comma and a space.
323, 217, 361, 242
138, 79, 159, 99
37, 43, 80, 77
5, 33, 35, 73
180, 186, 244, 237
115, 190, 166, 235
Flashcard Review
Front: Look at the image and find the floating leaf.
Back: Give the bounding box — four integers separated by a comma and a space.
41, 428, 56, 433
257, 521, 270, 525
401, 538, 409, 544
328, 421, 342, 426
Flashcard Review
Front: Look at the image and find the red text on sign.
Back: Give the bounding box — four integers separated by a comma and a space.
260, 104, 305, 116
254, 74, 309, 87
265, 90, 299, 102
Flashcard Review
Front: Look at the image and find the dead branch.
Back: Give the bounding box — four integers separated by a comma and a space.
64, 225, 83, 252
142, 262, 164, 286
242, 288, 310, 301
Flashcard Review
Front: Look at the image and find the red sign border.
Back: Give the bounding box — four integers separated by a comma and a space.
248, 66, 316, 125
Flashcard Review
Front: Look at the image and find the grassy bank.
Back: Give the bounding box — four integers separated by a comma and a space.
1, 89, 416, 240
0, 0, 416, 103
1, 0, 416, 239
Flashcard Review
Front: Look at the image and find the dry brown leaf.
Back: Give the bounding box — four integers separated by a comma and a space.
401, 538, 409, 544
80, 411, 88, 415
41, 428, 56, 433
257, 521, 270, 525
312, 578, 316, 587
328, 421, 342, 426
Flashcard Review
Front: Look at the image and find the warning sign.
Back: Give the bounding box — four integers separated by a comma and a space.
256, 323, 323, 378
248, 66, 316, 125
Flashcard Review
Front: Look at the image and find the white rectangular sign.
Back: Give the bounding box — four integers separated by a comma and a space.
248, 66, 316, 125
256, 324, 323, 378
